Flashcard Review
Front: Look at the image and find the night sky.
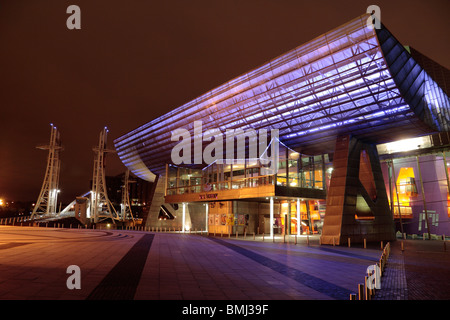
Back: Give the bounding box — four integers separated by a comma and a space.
0, 0, 449, 204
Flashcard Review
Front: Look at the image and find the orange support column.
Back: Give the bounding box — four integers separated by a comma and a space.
320, 135, 395, 245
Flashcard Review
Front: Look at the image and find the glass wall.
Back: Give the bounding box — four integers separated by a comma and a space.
381, 152, 450, 236
165, 145, 332, 196
166, 166, 202, 196
278, 200, 322, 235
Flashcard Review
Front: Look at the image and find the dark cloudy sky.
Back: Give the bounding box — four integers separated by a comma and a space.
0, 0, 449, 203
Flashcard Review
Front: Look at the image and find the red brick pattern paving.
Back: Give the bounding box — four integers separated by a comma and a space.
374, 240, 450, 300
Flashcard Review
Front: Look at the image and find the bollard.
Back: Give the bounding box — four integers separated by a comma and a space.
364, 276, 370, 300
262, 233, 265, 241
401, 241, 404, 251
358, 283, 364, 300
364, 238, 367, 249
348, 237, 351, 247
295, 235, 297, 245
283, 234, 286, 243
376, 262, 381, 284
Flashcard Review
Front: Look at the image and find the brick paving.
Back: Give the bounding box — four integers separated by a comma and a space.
87, 234, 155, 300
373, 245, 408, 300
373, 239, 450, 300
0, 225, 449, 301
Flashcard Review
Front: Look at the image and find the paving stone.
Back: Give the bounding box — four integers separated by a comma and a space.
1, 226, 448, 300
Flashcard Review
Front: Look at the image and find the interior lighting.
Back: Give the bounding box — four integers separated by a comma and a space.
384, 136, 430, 153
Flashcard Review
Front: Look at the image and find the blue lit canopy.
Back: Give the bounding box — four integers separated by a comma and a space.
114, 14, 449, 181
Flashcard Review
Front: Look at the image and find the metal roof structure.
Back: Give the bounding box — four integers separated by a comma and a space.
114, 14, 450, 182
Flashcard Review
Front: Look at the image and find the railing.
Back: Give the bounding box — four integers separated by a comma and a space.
350, 242, 391, 300
166, 175, 276, 195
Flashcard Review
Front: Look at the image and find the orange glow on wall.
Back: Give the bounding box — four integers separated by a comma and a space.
392, 167, 417, 219
280, 201, 320, 234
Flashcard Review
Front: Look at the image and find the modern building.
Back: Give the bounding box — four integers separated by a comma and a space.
114, 14, 450, 245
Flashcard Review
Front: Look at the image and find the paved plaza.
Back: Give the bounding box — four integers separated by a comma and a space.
0, 225, 448, 301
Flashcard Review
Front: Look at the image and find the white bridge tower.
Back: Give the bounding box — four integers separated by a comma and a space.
91, 127, 120, 223
31, 124, 62, 220
120, 169, 135, 223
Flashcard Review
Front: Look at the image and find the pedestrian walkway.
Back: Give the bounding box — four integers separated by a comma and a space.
373, 239, 450, 300
0, 225, 448, 300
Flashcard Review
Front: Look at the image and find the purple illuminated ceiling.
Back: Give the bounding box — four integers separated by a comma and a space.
114, 14, 449, 181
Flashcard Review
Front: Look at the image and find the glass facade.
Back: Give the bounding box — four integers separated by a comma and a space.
166, 140, 331, 198
381, 151, 450, 237
114, 14, 448, 182
112, 14, 449, 237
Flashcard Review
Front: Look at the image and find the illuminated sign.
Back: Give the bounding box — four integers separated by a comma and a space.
199, 193, 218, 200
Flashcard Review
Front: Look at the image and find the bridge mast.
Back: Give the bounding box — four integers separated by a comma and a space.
91, 127, 120, 224
31, 124, 62, 220
120, 169, 135, 223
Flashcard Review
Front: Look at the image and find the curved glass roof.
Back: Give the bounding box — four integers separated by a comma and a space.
114, 14, 449, 181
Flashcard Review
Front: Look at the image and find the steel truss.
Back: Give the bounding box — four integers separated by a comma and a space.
114, 14, 449, 180
91, 127, 120, 223
120, 169, 135, 223
31, 124, 62, 219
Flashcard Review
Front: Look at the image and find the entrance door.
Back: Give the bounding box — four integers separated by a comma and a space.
264, 217, 271, 234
